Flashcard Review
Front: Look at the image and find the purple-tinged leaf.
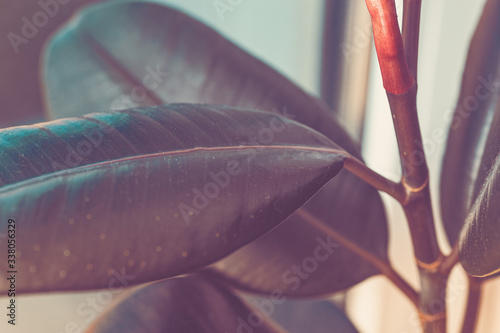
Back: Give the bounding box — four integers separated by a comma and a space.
459, 154, 500, 277
0, 0, 102, 128
85, 276, 286, 333
472, 103, 500, 200
440, 0, 500, 246
0, 104, 345, 293
241, 294, 359, 333
43, 0, 389, 297
42, 1, 357, 153
207, 176, 388, 297
320, 0, 371, 139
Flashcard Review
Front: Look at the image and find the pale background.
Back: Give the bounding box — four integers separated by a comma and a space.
1, 0, 499, 332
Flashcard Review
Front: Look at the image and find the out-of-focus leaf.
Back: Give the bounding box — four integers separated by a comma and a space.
0, 104, 345, 293
86, 276, 286, 333
0, 0, 102, 127
44, 0, 389, 297
459, 155, 500, 277
241, 294, 359, 333
440, 0, 500, 246
320, 0, 371, 139
43, 0, 356, 153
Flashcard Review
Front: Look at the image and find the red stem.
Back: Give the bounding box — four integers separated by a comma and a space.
343, 155, 407, 204
365, 1, 452, 332
365, 0, 413, 94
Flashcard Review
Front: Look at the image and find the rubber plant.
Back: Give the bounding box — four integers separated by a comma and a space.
0, 0, 499, 332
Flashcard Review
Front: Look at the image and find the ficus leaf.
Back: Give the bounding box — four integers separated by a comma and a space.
441, 0, 500, 246
0, 0, 102, 128
206, 176, 389, 297
43, 0, 357, 152
320, 0, 371, 139
241, 294, 359, 333
459, 154, 500, 277
0, 104, 345, 293
43, 0, 389, 296
471, 102, 500, 201
85, 276, 286, 333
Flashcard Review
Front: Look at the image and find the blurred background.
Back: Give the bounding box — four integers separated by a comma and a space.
1, 0, 499, 332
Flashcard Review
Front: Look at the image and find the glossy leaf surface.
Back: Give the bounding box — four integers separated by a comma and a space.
0, 104, 344, 293
441, 0, 500, 245
459, 154, 500, 277
86, 276, 285, 333
44, 1, 389, 296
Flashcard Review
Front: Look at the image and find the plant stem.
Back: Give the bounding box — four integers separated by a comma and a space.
402, 0, 422, 80
379, 0, 440, 265
343, 155, 407, 203
296, 209, 419, 307
460, 277, 482, 333
440, 243, 459, 276
365, 1, 449, 332
401, 169, 446, 333
386, 85, 428, 188
365, 0, 413, 94
387, 54, 445, 333
386, 84, 443, 266
418, 270, 448, 333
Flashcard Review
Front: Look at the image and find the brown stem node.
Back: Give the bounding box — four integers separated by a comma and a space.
416, 254, 445, 273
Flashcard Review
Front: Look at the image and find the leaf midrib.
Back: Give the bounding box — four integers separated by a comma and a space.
0, 145, 346, 194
